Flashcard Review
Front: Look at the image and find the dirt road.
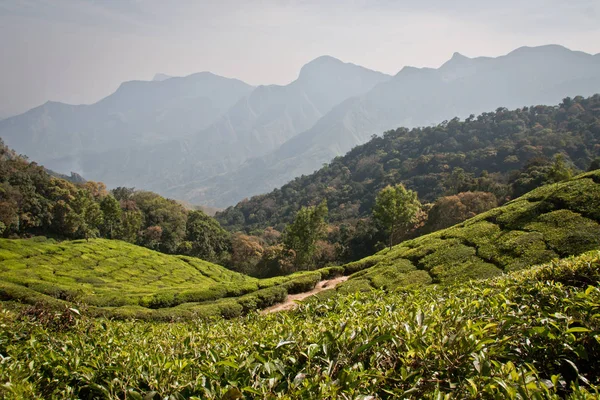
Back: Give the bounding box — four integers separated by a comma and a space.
261, 276, 349, 314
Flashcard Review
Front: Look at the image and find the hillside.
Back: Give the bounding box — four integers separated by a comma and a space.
2, 171, 600, 322
0, 237, 342, 319
217, 94, 600, 233
198, 45, 600, 207
2, 172, 600, 397
2, 251, 600, 398
337, 170, 600, 291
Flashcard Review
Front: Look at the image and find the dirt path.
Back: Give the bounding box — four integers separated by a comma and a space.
261, 276, 349, 314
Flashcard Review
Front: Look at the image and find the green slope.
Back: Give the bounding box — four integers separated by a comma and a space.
0, 238, 252, 305
2, 171, 600, 320
2, 251, 600, 398
338, 170, 600, 292
0, 238, 336, 319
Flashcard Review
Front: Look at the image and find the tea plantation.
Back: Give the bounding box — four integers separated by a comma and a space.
338, 170, 600, 293
1, 170, 600, 323
2, 251, 600, 398
0, 238, 336, 320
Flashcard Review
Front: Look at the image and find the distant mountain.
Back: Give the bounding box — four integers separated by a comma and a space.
163, 56, 391, 189
28, 56, 390, 192
0, 72, 254, 175
4, 46, 599, 208
189, 45, 600, 206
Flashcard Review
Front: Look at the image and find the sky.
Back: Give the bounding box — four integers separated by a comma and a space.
0, 0, 599, 118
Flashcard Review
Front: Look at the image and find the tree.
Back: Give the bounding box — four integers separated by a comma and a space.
118, 210, 142, 243
373, 184, 421, 249
111, 187, 135, 201
425, 191, 497, 232
444, 167, 472, 195
71, 189, 103, 240
140, 225, 163, 249
548, 154, 572, 182
283, 201, 328, 270
184, 210, 231, 263
131, 191, 187, 253
230, 232, 264, 275
100, 195, 121, 238
588, 157, 600, 172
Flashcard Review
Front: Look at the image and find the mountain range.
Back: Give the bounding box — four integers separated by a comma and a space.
1, 45, 599, 207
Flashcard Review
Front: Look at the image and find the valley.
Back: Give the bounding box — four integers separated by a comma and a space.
1, 14, 600, 396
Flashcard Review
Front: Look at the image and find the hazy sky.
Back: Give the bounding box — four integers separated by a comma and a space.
1, 0, 599, 118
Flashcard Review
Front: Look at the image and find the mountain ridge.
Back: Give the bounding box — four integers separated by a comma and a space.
188, 44, 600, 207
2, 45, 600, 208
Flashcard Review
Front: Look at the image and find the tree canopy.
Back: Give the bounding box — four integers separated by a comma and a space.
283, 201, 328, 270
373, 184, 421, 249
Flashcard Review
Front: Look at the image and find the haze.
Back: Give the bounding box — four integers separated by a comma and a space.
1, 0, 599, 118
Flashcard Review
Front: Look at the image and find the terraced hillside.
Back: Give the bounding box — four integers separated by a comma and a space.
2, 251, 600, 398
339, 170, 600, 292
0, 238, 335, 320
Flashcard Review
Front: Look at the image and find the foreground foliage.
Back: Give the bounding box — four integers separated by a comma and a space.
2, 252, 600, 399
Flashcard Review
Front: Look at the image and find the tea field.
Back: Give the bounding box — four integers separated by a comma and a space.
2, 251, 600, 398
339, 170, 600, 293
0, 238, 337, 320
1, 171, 600, 322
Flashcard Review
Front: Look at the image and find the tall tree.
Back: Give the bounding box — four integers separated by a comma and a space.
100, 195, 121, 238
118, 210, 142, 243
283, 201, 328, 270
71, 189, 103, 240
373, 184, 421, 249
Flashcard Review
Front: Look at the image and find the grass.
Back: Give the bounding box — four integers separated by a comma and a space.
338, 170, 600, 292
2, 251, 600, 398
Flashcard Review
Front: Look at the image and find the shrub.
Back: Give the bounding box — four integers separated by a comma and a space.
282, 272, 321, 294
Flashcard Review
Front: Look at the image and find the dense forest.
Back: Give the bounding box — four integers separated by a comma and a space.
215, 95, 600, 266
0, 142, 230, 264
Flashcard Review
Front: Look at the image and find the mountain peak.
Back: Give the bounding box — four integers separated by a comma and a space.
298, 55, 345, 79
303, 55, 344, 66
507, 44, 574, 58
297, 55, 390, 85
451, 52, 468, 61
439, 51, 473, 70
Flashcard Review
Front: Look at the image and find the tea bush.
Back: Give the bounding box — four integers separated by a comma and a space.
2, 252, 600, 398
337, 172, 600, 292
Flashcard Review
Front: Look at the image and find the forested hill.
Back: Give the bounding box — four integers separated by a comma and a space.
0, 139, 231, 264
217, 95, 600, 232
